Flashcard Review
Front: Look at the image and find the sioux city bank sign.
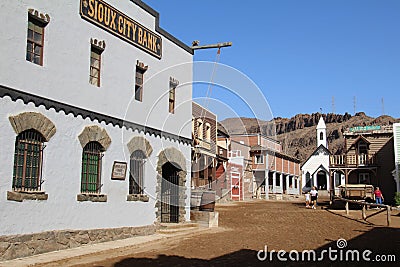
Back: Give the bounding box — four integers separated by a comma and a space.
80, 0, 162, 59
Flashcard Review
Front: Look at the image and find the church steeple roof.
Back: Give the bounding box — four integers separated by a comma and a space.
317, 116, 326, 129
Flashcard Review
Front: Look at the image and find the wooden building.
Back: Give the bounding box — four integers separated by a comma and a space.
393, 123, 400, 193
230, 134, 301, 199
329, 125, 396, 203
191, 102, 217, 190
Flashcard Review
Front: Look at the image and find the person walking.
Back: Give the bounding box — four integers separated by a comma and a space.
310, 186, 318, 209
374, 187, 384, 205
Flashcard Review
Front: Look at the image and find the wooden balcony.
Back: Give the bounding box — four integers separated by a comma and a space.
330, 154, 377, 168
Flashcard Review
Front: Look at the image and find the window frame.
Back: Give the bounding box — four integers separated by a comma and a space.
197, 119, 203, 140
12, 129, 45, 192
129, 150, 146, 195
358, 142, 368, 155
205, 123, 211, 141
255, 154, 264, 164
81, 141, 104, 194
169, 83, 176, 113
135, 61, 148, 102
89, 46, 102, 87
358, 173, 370, 184
135, 68, 144, 101
26, 16, 45, 66
305, 172, 311, 187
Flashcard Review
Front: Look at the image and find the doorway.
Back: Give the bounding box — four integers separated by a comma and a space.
161, 162, 180, 223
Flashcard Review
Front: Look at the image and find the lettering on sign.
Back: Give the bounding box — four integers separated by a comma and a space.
349, 125, 381, 132
80, 0, 162, 59
111, 161, 127, 180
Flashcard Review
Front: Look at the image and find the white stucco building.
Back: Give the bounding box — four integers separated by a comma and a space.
301, 117, 343, 193
393, 123, 400, 193
0, 0, 194, 259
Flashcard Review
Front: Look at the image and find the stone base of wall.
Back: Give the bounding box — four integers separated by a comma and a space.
0, 225, 156, 261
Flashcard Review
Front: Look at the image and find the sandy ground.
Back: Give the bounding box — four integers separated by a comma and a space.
38, 200, 400, 267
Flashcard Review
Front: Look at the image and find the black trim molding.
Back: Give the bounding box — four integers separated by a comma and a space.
130, 0, 194, 55
0, 85, 191, 145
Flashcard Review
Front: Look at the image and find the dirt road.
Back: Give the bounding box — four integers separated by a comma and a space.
42, 200, 400, 266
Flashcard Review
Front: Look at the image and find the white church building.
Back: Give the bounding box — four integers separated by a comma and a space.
0, 0, 193, 260
301, 117, 344, 194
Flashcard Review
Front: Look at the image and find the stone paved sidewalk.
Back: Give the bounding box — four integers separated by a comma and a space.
0, 227, 212, 267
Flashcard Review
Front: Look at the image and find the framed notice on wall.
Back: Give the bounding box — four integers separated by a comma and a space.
111, 161, 127, 180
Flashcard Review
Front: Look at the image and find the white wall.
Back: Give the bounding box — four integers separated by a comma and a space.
0, 0, 193, 236
301, 153, 329, 190
0, 96, 191, 235
0, 0, 193, 138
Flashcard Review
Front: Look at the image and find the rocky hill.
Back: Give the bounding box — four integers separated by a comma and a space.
219, 112, 399, 163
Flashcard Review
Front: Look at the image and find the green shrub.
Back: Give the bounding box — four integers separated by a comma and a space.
394, 192, 400, 206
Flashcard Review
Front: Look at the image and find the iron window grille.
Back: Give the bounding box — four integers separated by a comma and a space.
13, 129, 46, 191
26, 16, 45, 65
129, 150, 146, 194
81, 141, 104, 193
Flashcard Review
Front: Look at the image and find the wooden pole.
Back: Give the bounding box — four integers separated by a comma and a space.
345, 202, 349, 215
362, 205, 366, 220
191, 42, 232, 50
387, 206, 391, 226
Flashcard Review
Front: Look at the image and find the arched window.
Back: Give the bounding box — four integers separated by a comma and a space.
305, 172, 311, 187
13, 129, 45, 191
129, 150, 146, 194
81, 141, 104, 193
320, 132, 324, 141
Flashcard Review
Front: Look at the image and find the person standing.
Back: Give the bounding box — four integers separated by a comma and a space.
374, 187, 384, 205
305, 191, 311, 208
310, 186, 318, 209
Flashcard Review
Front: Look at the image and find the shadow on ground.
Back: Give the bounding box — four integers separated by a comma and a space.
113, 227, 399, 267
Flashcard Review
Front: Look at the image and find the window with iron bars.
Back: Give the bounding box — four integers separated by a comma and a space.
129, 150, 146, 194
81, 141, 104, 193
13, 129, 45, 191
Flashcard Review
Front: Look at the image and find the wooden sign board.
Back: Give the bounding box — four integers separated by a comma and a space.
80, 0, 162, 59
111, 161, 127, 180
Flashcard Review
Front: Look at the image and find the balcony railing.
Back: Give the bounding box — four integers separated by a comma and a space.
330, 154, 376, 167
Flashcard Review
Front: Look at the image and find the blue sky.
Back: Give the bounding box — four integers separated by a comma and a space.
144, 0, 400, 120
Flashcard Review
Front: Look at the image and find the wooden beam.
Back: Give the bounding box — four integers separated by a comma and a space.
191, 42, 232, 50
